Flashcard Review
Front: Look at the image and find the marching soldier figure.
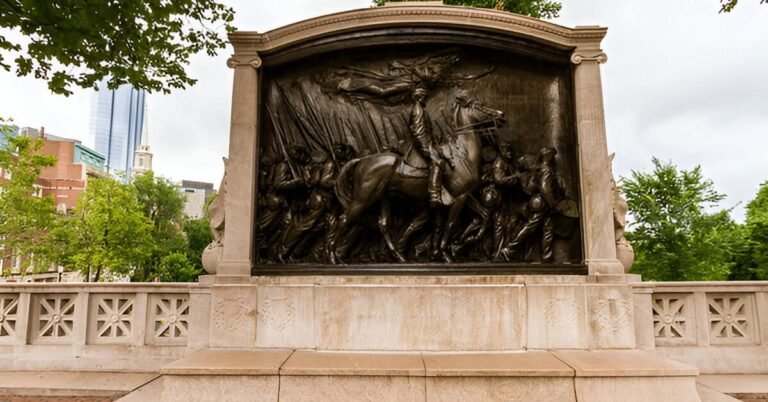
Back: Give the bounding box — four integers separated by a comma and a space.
271, 144, 311, 262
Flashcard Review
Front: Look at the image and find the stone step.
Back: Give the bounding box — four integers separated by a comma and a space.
0, 371, 157, 399
121, 348, 701, 402
697, 374, 768, 402
697, 383, 742, 402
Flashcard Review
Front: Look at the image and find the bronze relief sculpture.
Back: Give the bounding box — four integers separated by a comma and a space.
254, 47, 582, 269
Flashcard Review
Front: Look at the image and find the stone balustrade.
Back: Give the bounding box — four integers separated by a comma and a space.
637, 281, 768, 374
1, 279, 766, 375
0, 283, 200, 372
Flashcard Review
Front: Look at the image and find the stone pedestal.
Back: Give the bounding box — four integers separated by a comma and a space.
197, 275, 638, 351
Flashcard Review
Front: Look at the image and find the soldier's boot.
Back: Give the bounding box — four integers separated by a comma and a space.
428, 163, 442, 207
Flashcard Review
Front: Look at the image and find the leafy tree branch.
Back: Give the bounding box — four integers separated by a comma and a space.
0, 0, 235, 95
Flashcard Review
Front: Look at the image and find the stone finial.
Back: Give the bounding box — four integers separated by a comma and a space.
609, 153, 634, 273
202, 157, 228, 274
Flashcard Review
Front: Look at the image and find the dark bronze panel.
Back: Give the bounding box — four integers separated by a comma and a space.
253, 39, 582, 275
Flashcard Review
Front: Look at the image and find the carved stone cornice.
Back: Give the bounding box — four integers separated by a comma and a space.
228, 5, 607, 54
570, 51, 608, 65
226, 55, 262, 69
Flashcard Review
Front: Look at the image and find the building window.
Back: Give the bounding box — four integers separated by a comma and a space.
12, 254, 21, 274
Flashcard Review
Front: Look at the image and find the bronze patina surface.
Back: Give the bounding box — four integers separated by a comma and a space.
253, 39, 583, 273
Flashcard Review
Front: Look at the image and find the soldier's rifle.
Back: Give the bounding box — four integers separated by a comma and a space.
266, 104, 299, 180
275, 84, 324, 151
298, 88, 340, 169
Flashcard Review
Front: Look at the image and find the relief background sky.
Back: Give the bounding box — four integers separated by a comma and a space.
1, 0, 766, 222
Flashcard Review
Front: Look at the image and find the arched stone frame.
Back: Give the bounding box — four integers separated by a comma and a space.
217, 5, 623, 278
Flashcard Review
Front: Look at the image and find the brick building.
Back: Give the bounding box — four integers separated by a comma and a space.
0, 128, 105, 281
34, 129, 108, 212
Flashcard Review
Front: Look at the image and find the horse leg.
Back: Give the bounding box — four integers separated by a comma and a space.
451, 194, 491, 257
328, 157, 394, 264
378, 198, 405, 262
440, 194, 468, 262
397, 208, 431, 258
328, 202, 367, 264
431, 211, 445, 261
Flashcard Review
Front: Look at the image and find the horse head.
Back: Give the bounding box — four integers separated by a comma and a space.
452, 92, 506, 133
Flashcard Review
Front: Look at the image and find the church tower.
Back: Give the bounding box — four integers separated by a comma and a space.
132, 103, 153, 175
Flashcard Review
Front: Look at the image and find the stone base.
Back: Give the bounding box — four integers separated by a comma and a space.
206, 275, 639, 350
697, 374, 768, 402
0, 371, 157, 399
120, 348, 701, 402
553, 350, 701, 402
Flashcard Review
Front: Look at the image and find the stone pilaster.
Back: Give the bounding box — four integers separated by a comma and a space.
218, 54, 262, 279
571, 48, 624, 276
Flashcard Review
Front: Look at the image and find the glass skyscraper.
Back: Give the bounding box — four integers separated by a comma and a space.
88, 80, 146, 178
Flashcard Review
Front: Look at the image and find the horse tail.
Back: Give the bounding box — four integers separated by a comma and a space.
335, 158, 360, 211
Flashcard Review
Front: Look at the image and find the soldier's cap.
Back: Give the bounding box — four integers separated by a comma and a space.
540, 147, 557, 156
310, 150, 328, 163
287, 144, 308, 153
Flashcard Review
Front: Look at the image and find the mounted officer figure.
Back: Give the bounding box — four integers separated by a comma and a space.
408, 86, 454, 206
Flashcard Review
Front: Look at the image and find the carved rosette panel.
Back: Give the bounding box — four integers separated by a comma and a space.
0, 295, 19, 339
652, 293, 695, 346
707, 293, 757, 344
32, 294, 76, 342
89, 294, 134, 343
148, 294, 189, 345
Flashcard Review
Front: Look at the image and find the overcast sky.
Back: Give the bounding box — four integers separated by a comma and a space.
1, 0, 766, 221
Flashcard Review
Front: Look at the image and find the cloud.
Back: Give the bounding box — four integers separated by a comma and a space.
559, 0, 768, 221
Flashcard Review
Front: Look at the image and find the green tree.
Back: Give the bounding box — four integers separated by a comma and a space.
732, 181, 768, 279
373, 0, 561, 19
0, 122, 57, 273
51, 177, 153, 281
183, 217, 213, 272
157, 252, 200, 282
720, 0, 767, 13
747, 182, 768, 279
621, 158, 741, 281
131, 172, 188, 281
0, 0, 235, 95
